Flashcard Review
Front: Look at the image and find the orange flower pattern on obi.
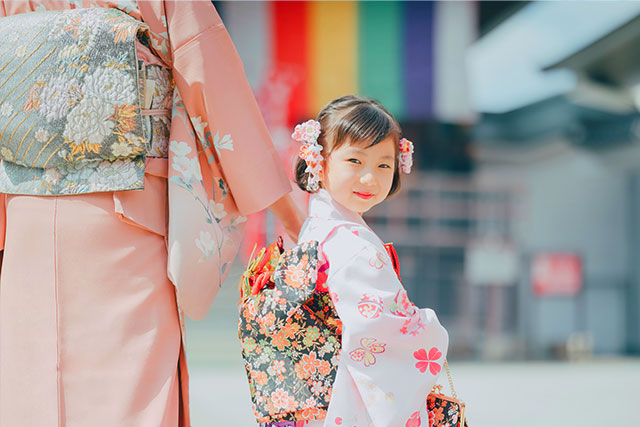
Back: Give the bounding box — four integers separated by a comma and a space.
239, 241, 341, 423
295, 352, 322, 380
426, 391, 469, 427
284, 255, 310, 289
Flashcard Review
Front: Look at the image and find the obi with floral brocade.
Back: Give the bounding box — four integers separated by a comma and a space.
0, 7, 171, 195
239, 240, 342, 424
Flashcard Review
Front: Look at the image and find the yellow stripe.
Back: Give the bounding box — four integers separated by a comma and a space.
309, 1, 358, 116
13, 85, 33, 104
15, 120, 39, 156
21, 138, 36, 163
0, 44, 17, 63
0, 110, 20, 143
0, 56, 17, 75
0, 47, 56, 105
0, 23, 47, 76
31, 132, 58, 167
0, 44, 16, 62
6, 111, 31, 148
0, 38, 47, 91
41, 143, 65, 168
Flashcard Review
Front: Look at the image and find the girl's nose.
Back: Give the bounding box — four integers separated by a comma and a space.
360, 171, 376, 186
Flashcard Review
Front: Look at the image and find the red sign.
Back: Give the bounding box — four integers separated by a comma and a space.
531, 253, 582, 296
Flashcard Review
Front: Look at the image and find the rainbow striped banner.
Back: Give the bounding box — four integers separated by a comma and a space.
218, 1, 476, 125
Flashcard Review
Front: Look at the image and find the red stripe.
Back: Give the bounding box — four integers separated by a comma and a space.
273, 1, 310, 125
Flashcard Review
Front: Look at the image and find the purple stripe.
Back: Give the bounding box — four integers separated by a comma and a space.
404, 1, 434, 119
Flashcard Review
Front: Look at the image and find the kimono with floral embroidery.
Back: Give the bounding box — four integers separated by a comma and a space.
0, 1, 291, 426
0, 0, 291, 317
298, 190, 449, 427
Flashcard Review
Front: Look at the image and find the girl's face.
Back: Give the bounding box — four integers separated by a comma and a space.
321, 137, 396, 213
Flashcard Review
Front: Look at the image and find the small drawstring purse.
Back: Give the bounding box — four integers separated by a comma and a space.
427, 360, 469, 427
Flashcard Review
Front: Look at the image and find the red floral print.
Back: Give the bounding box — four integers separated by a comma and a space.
414, 347, 442, 375
406, 411, 421, 427
357, 293, 383, 319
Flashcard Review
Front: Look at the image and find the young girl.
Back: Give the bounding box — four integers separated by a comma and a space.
241, 95, 448, 427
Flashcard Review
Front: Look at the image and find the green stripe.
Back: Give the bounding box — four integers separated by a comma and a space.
358, 1, 405, 119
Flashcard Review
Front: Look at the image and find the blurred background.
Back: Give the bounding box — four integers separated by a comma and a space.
187, 1, 640, 425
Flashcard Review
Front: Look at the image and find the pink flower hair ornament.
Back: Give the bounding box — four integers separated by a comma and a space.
292, 119, 324, 192
293, 120, 414, 191
399, 138, 414, 174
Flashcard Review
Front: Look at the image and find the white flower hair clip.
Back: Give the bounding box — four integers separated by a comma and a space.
399, 138, 414, 174
292, 119, 323, 192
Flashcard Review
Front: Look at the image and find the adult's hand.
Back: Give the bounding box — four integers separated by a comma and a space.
268, 194, 305, 242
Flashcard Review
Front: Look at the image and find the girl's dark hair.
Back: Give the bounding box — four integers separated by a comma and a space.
295, 95, 402, 197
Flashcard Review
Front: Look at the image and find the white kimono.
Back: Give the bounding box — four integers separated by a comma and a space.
298, 190, 449, 427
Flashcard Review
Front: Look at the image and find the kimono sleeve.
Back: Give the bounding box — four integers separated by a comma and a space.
323, 228, 449, 425
165, 1, 291, 215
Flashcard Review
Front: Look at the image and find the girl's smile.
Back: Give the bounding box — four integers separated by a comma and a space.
354, 191, 374, 200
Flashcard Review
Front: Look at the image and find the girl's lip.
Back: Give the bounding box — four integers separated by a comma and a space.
354, 191, 374, 200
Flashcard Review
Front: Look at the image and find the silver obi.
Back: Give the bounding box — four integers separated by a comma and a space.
0, 8, 171, 195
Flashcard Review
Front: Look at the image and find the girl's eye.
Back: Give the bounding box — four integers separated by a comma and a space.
348, 158, 361, 164
379, 164, 391, 169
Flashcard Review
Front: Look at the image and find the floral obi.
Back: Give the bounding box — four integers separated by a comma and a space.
0, 8, 172, 195
239, 240, 342, 424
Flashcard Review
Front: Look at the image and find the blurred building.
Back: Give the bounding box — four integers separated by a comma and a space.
468, 1, 640, 359
215, 1, 640, 360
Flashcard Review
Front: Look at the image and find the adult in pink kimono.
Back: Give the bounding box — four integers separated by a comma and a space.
0, 1, 303, 426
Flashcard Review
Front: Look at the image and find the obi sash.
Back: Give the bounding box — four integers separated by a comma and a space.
239, 240, 342, 423
0, 8, 170, 195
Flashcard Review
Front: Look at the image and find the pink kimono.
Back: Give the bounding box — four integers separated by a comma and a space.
299, 190, 449, 427
0, 1, 291, 426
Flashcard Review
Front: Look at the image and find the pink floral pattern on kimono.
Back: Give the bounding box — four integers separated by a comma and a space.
0, 0, 291, 317
0, 2, 292, 427
154, 1, 291, 320
299, 189, 449, 426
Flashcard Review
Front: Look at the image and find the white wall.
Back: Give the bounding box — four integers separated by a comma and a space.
477, 144, 630, 354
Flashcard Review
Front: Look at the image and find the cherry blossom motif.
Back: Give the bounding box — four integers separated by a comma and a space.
414, 347, 442, 375
368, 251, 388, 270
271, 388, 290, 409
406, 411, 421, 427
390, 289, 418, 317
399, 138, 414, 174
357, 293, 383, 319
330, 291, 339, 303
310, 380, 324, 395
349, 337, 386, 367
292, 119, 323, 191
292, 119, 321, 144
400, 316, 427, 336
271, 360, 286, 375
